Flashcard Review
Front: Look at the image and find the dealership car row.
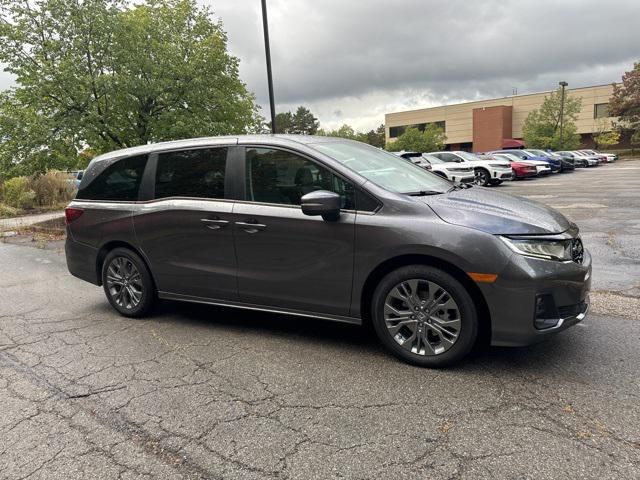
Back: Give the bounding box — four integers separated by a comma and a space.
394, 149, 617, 186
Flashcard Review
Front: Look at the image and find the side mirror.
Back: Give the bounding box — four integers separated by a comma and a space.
301, 190, 341, 221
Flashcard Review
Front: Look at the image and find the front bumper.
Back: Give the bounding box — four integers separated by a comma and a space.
452, 174, 476, 184
492, 169, 515, 180
480, 248, 592, 347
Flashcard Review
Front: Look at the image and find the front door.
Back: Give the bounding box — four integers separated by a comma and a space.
134, 146, 238, 300
233, 147, 356, 316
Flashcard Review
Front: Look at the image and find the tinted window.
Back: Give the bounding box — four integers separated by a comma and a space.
155, 148, 227, 199
77, 155, 147, 201
355, 189, 380, 212
439, 153, 460, 162
245, 147, 354, 208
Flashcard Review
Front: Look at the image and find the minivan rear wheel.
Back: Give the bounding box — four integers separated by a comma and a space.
102, 247, 155, 317
371, 265, 478, 367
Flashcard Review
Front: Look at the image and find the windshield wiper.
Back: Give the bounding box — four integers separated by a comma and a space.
405, 190, 443, 196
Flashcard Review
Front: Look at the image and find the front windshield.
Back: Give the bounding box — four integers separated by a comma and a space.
421, 153, 445, 164
494, 153, 517, 163
311, 141, 452, 194
507, 150, 526, 159
527, 149, 547, 157
457, 151, 482, 162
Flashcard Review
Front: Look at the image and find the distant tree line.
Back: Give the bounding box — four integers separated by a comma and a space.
270, 106, 386, 149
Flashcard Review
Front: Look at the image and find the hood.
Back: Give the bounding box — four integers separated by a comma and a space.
420, 187, 571, 235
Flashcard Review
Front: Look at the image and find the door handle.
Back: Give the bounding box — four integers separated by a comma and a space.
235, 220, 267, 233
200, 218, 230, 230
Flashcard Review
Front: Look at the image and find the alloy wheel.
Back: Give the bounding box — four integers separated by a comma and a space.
474, 170, 489, 186
383, 279, 461, 356
105, 256, 143, 310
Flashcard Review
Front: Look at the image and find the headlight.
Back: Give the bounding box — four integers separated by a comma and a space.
489, 164, 510, 168
500, 236, 572, 261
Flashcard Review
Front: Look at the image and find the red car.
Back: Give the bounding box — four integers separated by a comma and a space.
511, 161, 538, 179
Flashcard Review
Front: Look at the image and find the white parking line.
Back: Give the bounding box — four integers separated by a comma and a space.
551, 203, 607, 209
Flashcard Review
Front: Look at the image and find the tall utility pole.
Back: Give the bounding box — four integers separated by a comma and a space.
261, 0, 276, 134
559, 81, 568, 147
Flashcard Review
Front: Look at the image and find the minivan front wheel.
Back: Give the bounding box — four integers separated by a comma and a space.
371, 265, 478, 367
102, 248, 155, 317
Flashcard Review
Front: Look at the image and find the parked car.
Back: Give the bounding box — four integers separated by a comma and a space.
555, 151, 589, 168
558, 151, 599, 167
65, 135, 591, 367
490, 152, 552, 176
573, 150, 607, 165
393, 151, 433, 170
428, 151, 513, 186
580, 149, 617, 163
66, 170, 84, 188
395, 152, 475, 184
488, 149, 562, 173
525, 149, 575, 172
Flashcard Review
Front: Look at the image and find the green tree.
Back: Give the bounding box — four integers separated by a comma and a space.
522, 87, 582, 150
362, 124, 386, 148
318, 124, 358, 140
592, 119, 621, 150
0, 0, 261, 178
385, 124, 447, 152
271, 106, 319, 134
609, 62, 640, 146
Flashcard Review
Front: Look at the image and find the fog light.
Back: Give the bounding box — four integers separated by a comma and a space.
534, 294, 559, 329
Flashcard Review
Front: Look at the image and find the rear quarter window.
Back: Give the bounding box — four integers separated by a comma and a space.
77, 155, 147, 201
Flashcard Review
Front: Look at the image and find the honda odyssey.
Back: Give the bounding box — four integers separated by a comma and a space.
65, 135, 590, 367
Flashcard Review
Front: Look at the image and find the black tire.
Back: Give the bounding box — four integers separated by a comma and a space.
101, 247, 155, 317
475, 168, 491, 186
371, 265, 478, 368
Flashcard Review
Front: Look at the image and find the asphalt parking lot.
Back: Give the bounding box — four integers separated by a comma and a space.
1, 160, 639, 479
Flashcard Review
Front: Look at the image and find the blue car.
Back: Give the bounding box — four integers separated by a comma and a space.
490, 150, 561, 172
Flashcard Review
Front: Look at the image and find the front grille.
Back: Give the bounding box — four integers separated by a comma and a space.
571, 237, 584, 264
558, 301, 587, 319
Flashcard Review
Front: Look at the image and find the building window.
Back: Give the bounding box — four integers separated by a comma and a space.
594, 103, 609, 119
389, 125, 406, 138
388, 121, 446, 138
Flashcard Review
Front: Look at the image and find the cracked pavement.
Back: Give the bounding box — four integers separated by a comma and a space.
1, 160, 639, 479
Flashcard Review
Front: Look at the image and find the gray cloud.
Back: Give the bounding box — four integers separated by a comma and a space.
208, 0, 638, 129
1, 1, 637, 132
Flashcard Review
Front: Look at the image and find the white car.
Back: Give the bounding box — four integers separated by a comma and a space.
580, 149, 617, 163
394, 152, 475, 183
490, 153, 552, 176
428, 151, 513, 186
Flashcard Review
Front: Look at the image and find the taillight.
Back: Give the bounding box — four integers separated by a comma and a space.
65, 207, 84, 224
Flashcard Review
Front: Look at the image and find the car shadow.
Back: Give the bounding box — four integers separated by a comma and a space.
142, 299, 586, 373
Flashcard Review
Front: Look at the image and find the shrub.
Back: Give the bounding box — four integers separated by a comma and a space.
2, 176, 36, 209
0, 203, 19, 218
30, 170, 75, 206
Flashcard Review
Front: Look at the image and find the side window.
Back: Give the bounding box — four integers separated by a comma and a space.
355, 189, 380, 212
245, 147, 354, 209
77, 155, 147, 201
155, 148, 227, 200
442, 153, 460, 162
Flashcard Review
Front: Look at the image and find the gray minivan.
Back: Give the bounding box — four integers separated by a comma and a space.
65, 135, 590, 367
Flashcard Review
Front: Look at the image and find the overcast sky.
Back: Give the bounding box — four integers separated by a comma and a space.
2, 0, 638, 131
